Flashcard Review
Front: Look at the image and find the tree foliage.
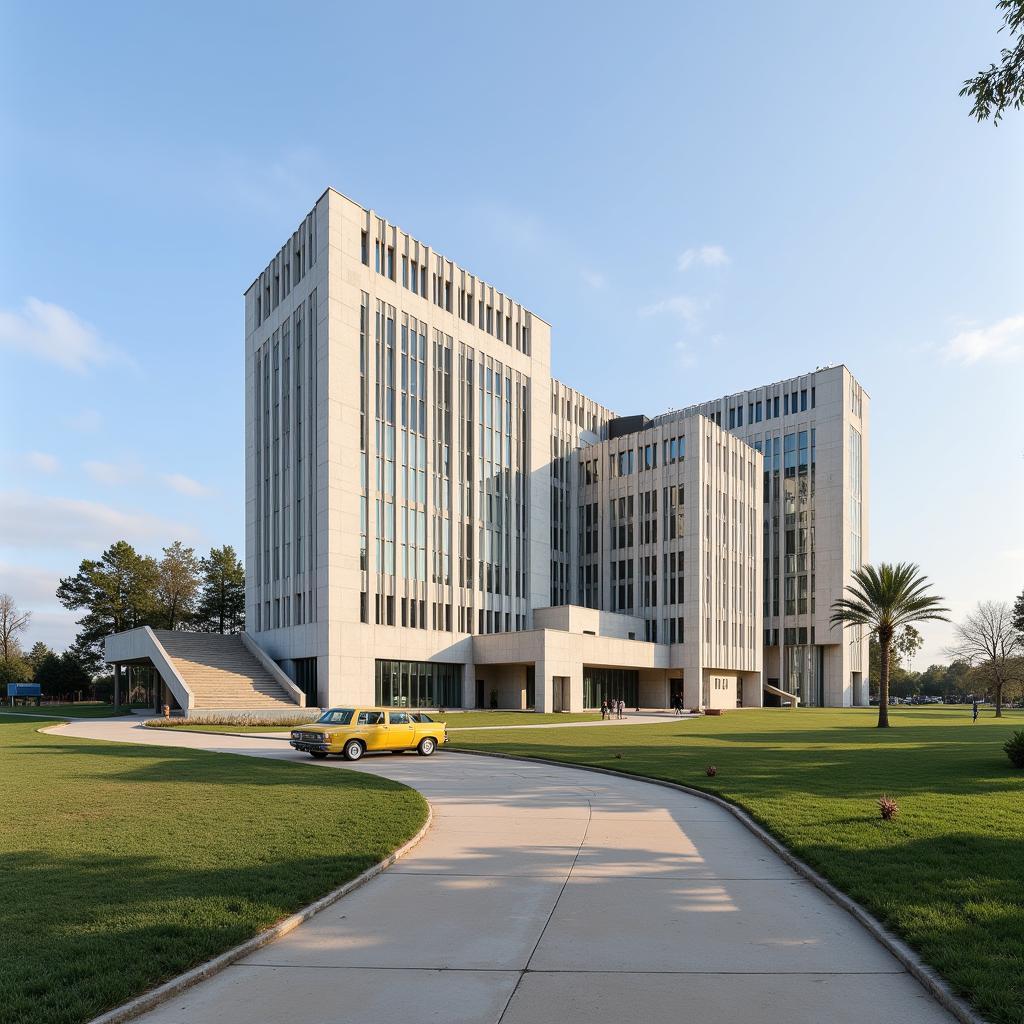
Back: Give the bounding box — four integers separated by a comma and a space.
947, 600, 1024, 716
154, 541, 201, 630
56, 541, 160, 671
195, 545, 246, 634
961, 0, 1024, 124
1013, 585, 1024, 635
831, 562, 949, 727
56, 539, 246, 668
0, 593, 31, 662
34, 651, 91, 698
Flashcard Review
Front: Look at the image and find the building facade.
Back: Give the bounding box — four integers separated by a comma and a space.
672, 366, 870, 706
244, 188, 863, 712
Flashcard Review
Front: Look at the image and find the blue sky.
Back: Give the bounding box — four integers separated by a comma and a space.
1, 1, 1021, 665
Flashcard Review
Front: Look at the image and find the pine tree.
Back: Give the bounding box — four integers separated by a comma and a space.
195, 545, 245, 633
57, 541, 159, 670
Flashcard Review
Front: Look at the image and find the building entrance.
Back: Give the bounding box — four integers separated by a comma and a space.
669, 677, 684, 708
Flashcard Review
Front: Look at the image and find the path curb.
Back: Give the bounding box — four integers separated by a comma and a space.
43, 720, 436, 1024
86, 806, 433, 1024
448, 747, 988, 1024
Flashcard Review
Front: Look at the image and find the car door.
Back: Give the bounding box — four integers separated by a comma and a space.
386, 710, 415, 750
356, 710, 388, 750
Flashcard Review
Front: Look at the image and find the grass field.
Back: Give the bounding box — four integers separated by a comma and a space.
4, 703, 137, 718
453, 707, 1024, 1024
154, 710, 604, 735
439, 710, 601, 728
0, 714, 427, 1024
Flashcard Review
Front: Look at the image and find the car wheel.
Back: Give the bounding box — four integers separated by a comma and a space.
343, 739, 365, 761
417, 737, 436, 756
309, 751, 329, 760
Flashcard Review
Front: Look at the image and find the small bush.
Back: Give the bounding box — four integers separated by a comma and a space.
878, 795, 899, 821
1004, 731, 1024, 769
705, 765, 718, 777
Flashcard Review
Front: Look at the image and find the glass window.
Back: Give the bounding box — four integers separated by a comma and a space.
357, 710, 385, 725
317, 709, 354, 725
389, 711, 411, 724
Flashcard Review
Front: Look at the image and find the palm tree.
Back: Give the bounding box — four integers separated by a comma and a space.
831, 563, 950, 728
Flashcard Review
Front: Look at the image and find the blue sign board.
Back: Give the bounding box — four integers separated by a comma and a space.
7, 683, 41, 697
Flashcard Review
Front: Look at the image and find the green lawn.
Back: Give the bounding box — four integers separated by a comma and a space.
0, 714, 427, 1024
155, 710, 603, 735
438, 711, 601, 728
4, 703, 137, 718
453, 707, 1024, 1024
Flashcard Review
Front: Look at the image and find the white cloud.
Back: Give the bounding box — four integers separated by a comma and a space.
942, 314, 1024, 365
677, 245, 729, 272
639, 295, 701, 325
580, 269, 607, 290
162, 473, 213, 497
0, 492, 198, 550
25, 452, 59, 473
0, 298, 113, 373
83, 460, 142, 486
0, 562, 61, 605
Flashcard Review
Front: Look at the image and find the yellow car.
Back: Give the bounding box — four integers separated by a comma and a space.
289, 707, 447, 761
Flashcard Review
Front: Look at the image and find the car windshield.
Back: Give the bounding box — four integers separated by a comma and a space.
316, 709, 355, 725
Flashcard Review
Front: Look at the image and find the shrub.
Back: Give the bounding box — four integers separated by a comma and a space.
705, 765, 718, 777
878, 795, 899, 821
144, 710, 321, 730
1004, 730, 1024, 769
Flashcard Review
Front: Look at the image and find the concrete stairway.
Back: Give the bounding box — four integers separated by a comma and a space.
154, 631, 298, 710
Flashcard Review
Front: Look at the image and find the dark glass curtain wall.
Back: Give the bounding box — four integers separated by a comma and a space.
375, 659, 462, 708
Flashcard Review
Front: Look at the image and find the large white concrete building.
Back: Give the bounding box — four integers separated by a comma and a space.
239, 188, 781, 714
105, 187, 867, 715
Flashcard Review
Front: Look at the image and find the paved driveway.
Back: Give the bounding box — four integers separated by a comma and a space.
57, 719, 955, 1024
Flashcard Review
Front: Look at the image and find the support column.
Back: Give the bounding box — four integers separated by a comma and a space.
534, 657, 553, 713
566, 663, 584, 713
113, 663, 122, 710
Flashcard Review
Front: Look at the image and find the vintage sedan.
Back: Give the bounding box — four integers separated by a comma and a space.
290, 707, 447, 760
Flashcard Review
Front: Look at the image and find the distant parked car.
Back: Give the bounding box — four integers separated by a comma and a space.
290, 707, 447, 760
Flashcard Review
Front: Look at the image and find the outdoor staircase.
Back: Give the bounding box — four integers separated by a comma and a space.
153, 631, 299, 710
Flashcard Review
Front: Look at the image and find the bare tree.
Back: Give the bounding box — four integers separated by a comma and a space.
946, 600, 1024, 716
0, 593, 31, 662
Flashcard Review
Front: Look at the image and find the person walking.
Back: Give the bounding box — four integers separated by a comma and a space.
617, 698, 625, 720
600, 699, 608, 720
972, 698, 979, 723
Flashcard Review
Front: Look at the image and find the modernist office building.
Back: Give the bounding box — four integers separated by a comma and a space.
243, 187, 866, 712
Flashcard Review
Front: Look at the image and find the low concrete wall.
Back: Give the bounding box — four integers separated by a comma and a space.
240, 632, 306, 707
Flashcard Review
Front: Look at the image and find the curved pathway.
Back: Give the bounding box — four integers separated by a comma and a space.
59, 719, 956, 1024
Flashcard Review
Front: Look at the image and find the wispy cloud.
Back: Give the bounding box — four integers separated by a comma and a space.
162, 473, 213, 497
0, 562, 61, 605
579, 269, 607, 290
0, 492, 198, 550
83, 460, 143, 486
0, 298, 114, 374
677, 245, 729, 272
942, 314, 1024, 365
639, 295, 701, 325
25, 452, 59, 474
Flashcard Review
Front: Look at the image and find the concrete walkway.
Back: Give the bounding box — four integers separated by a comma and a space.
56, 718, 956, 1024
